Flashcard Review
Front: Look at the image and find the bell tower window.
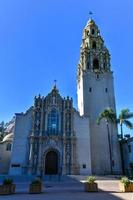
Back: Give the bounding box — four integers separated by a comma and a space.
91, 28, 95, 35
92, 41, 96, 49
93, 58, 99, 71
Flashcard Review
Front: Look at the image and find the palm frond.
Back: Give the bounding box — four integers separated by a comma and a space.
117, 118, 120, 123
119, 109, 129, 119
97, 115, 102, 125
119, 109, 133, 120
124, 120, 133, 129
97, 108, 116, 124
124, 112, 133, 119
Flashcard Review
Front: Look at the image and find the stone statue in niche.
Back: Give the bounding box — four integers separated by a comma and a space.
36, 119, 40, 126
34, 143, 38, 151
49, 139, 56, 146
37, 112, 40, 118
33, 154, 37, 166
66, 152, 70, 164
52, 97, 56, 104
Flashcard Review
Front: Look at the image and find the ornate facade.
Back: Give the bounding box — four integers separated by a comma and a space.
28, 86, 78, 175
9, 83, 91, 175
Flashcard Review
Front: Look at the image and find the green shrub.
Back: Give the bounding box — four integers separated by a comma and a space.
3, 179, 13, 185
121, 177, 130, 187
86, 176, 96, 184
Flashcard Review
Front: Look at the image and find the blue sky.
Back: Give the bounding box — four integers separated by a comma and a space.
0, 0, 133, 135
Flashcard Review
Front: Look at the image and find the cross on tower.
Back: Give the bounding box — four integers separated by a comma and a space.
54, 80, 57, 86
89, 11, 93, 19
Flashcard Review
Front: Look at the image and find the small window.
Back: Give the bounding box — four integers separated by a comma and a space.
6, 143, 12, 151
128, 145, 131, 153
91, 29, 95, 35
105, 88, 108, 93
112, 160, 115, 167
89, 88, 92, 92
83, 164, 86, 169
96, 75, 99, 79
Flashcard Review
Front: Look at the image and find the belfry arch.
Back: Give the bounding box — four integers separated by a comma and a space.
93, 58, 99, 70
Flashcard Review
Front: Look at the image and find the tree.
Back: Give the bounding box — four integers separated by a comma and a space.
97, 108, 117, 174
0, 121, 5, 141
117, 109, 133, 139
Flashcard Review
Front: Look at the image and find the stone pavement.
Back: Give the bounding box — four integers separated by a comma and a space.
0, 176, 132, 200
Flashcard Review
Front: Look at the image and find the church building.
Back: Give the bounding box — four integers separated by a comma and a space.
9, 19, 122, 176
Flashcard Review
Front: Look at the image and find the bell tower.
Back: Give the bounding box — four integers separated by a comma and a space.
77, 19, 122, 174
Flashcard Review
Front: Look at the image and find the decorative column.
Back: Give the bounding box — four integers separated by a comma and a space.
28, 136, 34, 175
37, 98, 44, 177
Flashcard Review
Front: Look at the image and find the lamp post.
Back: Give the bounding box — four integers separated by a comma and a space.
105, 119, 113, 174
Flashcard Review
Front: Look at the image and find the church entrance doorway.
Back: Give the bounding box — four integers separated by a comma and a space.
45, 151, 58, 175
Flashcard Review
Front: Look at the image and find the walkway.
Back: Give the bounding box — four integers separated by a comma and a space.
0, 175, 132, 200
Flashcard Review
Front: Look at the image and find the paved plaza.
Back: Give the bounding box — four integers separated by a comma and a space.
0, 176, 132, 200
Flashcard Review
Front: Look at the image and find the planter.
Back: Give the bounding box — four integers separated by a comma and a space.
84, 182, 98, 192
119, 182, 133, 192
0, 184, 16, 195
29, 183, 42, 194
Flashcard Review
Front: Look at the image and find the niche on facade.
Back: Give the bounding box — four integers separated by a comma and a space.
103, 62, 106, 70
87, 62, 90, 69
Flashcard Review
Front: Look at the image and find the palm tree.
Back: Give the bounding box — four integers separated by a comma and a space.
117, 109, 133, 139
97, 108, 117, 174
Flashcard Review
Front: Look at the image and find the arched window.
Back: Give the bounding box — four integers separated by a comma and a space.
93, 58, 100, 71
6, 143, 12, 151
92, 41, 96, 49
47, 109, 59, 134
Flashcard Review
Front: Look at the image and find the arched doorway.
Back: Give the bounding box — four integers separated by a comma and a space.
45, 151, 58, 175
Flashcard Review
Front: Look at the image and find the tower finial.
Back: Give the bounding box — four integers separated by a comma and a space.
54, 79, 57, 86
53, 79, 57, 89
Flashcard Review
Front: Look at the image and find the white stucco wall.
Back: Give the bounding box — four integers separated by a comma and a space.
0, 141, 12, 174
9, 109, 32, 175
74, 111, 91, 175
122, 138, 133, 175
77, 72, 84, 116
77, 71, 122, 174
